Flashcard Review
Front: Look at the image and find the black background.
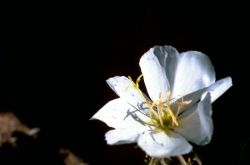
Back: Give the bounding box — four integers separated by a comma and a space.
0, 2, 249, 165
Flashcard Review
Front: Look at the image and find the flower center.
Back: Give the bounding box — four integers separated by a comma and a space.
146, 92, 179, 133
127, 75, 191, 134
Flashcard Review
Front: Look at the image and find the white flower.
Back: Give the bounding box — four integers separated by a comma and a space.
91, 45, 232, 158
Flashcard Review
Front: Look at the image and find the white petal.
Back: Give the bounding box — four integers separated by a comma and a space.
91, 98, 148, 128
106, 76, 144, 106
105, 127, 147, 145
137, 131, 192, 157
139, 47, 170, 101
144, 46, 180, 93
207, 77, 232, 103
171, 51, 215, 99
175, 93, 213, 145
175, 77, 232, 118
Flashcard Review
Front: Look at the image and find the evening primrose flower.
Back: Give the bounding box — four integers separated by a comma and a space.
92, 45, 232, 158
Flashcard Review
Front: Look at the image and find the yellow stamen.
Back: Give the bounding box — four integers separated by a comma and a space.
181, 100, 192, 105
126, 74, 192, 133
157, 92, 163, 112
135, 74, 143, 88
167, 107, 179, 127
166, 91, 171, 104
163, 90, 179, 127
127, 75, 152, 105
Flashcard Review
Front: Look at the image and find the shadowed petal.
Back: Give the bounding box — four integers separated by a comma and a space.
175, 93, 213, 145
207, 76, 232, 103
147, 46, 180, 92
175, 77, 232, 118
139, 48, 170, 101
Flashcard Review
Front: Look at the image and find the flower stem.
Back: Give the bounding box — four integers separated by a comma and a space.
148, 157, 158, 165
149, 157, 166, 165
177, 155, 187, 165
